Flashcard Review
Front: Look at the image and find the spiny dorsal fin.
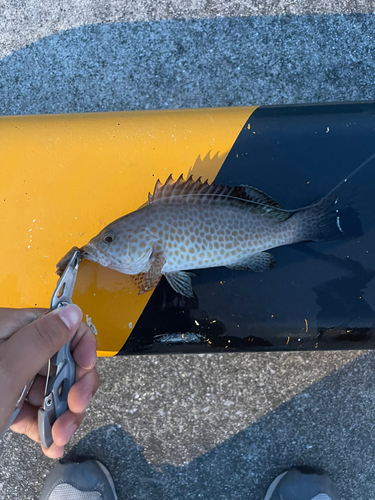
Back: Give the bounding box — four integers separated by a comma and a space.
148, 174, 290, 221
239, 185, 289, 221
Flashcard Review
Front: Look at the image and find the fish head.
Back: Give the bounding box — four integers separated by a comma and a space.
81, 224, 132, 270
81, 223, 155, 275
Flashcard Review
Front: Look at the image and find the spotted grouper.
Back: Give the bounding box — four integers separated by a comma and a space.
57, 174, 343, 297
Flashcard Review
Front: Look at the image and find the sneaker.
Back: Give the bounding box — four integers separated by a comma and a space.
264, 466, 340, 500
39, 460, 118, 500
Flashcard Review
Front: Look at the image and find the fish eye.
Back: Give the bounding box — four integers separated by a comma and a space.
102, 231, 116, 244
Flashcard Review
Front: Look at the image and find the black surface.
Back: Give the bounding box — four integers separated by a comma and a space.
121, 102, 375, 354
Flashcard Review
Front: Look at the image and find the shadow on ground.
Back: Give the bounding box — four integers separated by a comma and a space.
1, 14, 375, 116
62, 351, 375, 500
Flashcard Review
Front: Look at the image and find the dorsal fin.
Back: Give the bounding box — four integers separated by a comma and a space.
148, 175, 290, 221
239, 185, 289, 220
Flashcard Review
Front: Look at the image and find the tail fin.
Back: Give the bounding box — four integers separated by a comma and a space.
291, 195, 344, 243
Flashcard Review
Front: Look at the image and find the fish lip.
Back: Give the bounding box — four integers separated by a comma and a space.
81, 242, 124, 269
79, 248, 90, 259
81, 243, 101, 263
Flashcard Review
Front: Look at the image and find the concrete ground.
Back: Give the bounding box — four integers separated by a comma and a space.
1, 2, 375, 499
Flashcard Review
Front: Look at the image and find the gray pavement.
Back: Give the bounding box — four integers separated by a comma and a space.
1, 15, 375, 114
1, 2, 375, 499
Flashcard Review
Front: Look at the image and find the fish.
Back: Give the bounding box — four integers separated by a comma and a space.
57, 174, 343, 298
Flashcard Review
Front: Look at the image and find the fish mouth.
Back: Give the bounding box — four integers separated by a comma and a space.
56, 244, 111, 276
56, 243, 128, 276
80, 242, 114, 268
79, 246, 91, 261
82, 243, 132, 273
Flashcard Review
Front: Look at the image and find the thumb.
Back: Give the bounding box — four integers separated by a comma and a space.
2, 304, 82, 396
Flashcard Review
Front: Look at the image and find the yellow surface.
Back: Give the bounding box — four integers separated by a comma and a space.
0, 107, 256, 355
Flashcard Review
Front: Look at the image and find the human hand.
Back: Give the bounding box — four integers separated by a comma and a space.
0, 304, 99, 458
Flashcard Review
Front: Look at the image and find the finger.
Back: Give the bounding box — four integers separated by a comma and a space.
25, 374, 46, 407
41, 442, 65, 459
38, 364, 54, 377
51, 409, 85, 447
10, 401, 41, 443
71, 322, 97, 371
10, 370, 98, 445
68, 369, 100, 414
0, 307, 47, 342
1, 304, 82, 399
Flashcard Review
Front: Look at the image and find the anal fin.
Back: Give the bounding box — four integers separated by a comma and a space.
226, 252, 275, 272
164, 271, 195, 298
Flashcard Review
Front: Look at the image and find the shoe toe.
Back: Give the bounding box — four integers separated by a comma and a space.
39, 460, 117, 500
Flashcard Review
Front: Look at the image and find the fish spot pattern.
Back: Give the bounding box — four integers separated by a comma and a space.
86, 187, 302, 279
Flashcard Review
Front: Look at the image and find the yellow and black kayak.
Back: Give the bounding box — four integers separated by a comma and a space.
1, 102, 374, 355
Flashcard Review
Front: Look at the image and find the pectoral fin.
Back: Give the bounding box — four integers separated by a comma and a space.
164, 271, 195, 298
226, 252, 275, 272
139, 254, 166, 294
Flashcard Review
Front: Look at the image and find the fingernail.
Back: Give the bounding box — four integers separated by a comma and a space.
57, 304, 82, 330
